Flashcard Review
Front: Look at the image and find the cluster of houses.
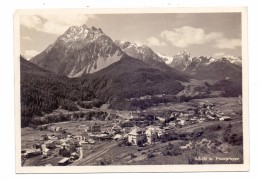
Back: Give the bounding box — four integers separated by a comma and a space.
77, 123, 167, 146
37, 124, 67, 133
21, 130, 82, 165
165, 103, 232, 127
78, 102, 233, 146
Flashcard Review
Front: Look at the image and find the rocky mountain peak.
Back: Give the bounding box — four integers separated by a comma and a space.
30, 25, 123, 78
57, 25, 104, 45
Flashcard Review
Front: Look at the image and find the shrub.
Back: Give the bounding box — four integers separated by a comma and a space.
147, 152, 155, 159
77, 101, 93, 109
117, 140, 125, 147
125, 141, 132, 146
223, 128, 231, 142
172, 147, 182, 156
130, 153, 137, 158
167, 142, 174, 150
59, 149, 71, 157
229, 133, 243, 146
92, 99, 104, 108
205, 124, 221, 131
163, 150, 173, 156
60, 99, 78, 111
200, 146, 208, 154
98, 158, 111, 166
227, 123, 232, 129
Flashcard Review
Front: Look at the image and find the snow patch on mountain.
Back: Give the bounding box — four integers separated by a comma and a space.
157, 53, 173, 64
222, 55, 242, 66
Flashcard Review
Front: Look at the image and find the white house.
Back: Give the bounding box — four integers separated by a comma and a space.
42, 148, 51, 158
168, 121, 176, 127
128, 127, 146, 145
130, 111, 139, 119
157, 116, 165, 122
176, 117, 188, 125
219, 116, 232, 121
113, 134, 123, 141
145, 126, 158, 145
207, 115, 215, 120
198, 118, 206, 123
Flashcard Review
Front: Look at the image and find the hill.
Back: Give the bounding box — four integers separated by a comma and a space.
83, 55, 187, 101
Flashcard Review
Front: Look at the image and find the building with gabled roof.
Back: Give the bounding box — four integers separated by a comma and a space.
128, 126, 146, 146
145, 126, 159, 145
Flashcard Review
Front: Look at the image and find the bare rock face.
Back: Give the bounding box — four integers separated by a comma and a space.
169, 50, 192, 70
30, 25, 123, 77
114, 40, 172, 64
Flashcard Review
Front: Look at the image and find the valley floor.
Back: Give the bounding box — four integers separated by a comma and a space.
21, 97, 243, 166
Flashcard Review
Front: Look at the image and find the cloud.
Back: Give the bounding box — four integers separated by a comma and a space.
21, 36, 32, 41
161, 26, 223, 48
160, 26, 241, 50
213, 52, 225, 57
20, 15, 42, 29
20, 14, 97, 35
24, 50, 39, 59
215, 38, 241, 49
146, 36, 166, 46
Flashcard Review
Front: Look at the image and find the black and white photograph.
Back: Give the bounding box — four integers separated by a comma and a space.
14, 8, 249, 173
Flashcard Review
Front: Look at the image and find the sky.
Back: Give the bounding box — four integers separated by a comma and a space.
20, 13, 242, 59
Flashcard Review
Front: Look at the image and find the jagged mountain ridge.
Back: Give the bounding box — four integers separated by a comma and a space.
114, 40, 172, 64
114, 41, 242, 81
30, 25, 124, 78
114, 40, 242, 67
168, 52, 242, 81
222, 55, 242, 66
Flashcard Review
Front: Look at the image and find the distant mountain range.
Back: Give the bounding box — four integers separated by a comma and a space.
29, 24, 242, 82
114, 44, 241, 81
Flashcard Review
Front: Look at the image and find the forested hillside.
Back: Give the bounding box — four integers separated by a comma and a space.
20, 56, 95, 127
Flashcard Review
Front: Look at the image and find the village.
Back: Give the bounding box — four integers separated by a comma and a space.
21, 98, 242, 166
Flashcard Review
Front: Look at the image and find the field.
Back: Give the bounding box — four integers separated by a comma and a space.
21, 97, 243, 166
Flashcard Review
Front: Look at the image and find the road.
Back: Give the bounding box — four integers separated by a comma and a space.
74, 141, 84, 162
70, 141, 117, 166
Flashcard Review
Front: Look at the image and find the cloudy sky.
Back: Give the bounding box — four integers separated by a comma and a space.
20, 13, 241, 59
